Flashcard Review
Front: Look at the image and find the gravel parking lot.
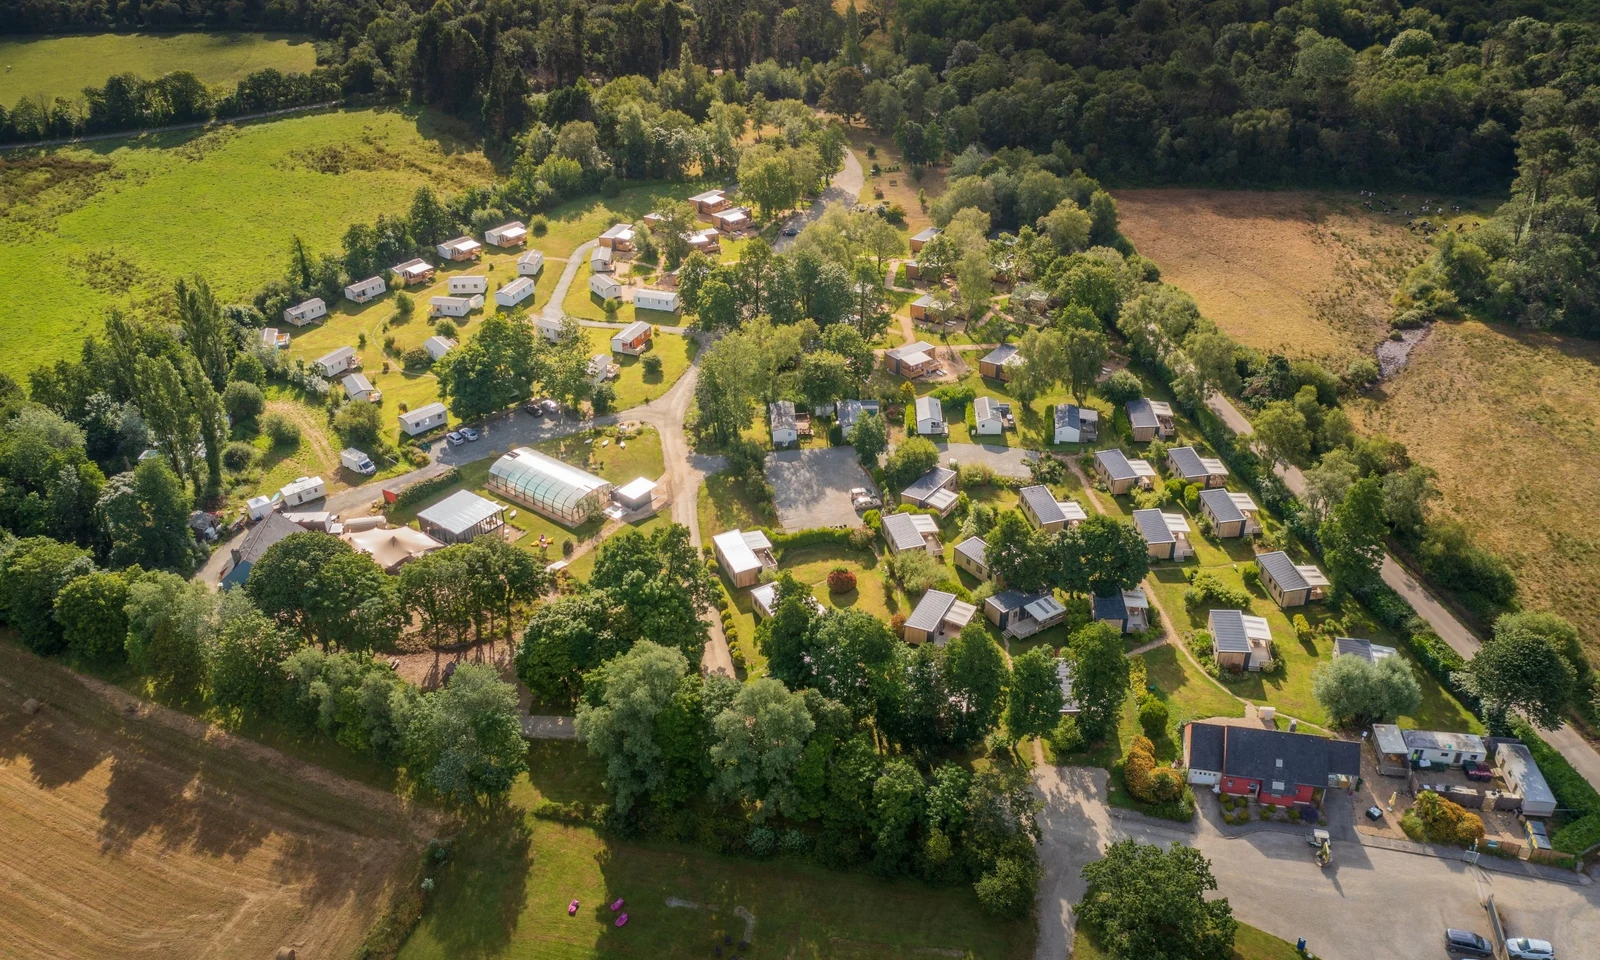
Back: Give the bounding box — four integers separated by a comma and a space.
766, 446, 872, 532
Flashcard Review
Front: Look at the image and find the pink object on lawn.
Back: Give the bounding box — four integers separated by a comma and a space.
567, 899, 579, 916
615, 913, 628, 927
610, 898, 625, 911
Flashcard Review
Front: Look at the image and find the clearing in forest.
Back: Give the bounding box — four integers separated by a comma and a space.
1114, 188, 1433, 363
0, 32, 318, 105
0, 640, 425, 960
0, 106, 494, 380
1351, 320, 1600, 660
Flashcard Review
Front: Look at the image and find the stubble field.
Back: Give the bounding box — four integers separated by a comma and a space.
0, 640, 425, 960
1113, 188, 1430, 362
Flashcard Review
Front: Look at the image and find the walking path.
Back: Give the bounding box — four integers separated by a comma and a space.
1205, 391, 1600, 789
543, 240, 598, 322
771, 148, 864, 253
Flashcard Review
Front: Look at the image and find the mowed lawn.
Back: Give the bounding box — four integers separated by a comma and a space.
0, 32, 318, 104
398, 740, 1034, 960
0, 106, 494, 380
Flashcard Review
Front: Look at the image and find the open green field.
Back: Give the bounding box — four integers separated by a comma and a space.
0, 106, 493, 380
399, 740, 1033, 960
0, 32, 318, 105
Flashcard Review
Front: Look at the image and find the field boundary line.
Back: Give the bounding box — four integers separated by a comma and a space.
0, 100, 342, 151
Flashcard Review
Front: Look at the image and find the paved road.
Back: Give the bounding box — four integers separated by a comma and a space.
543, 239, 598, 321
1207, 391, 1600, 791
1034, 758, 1600, 960
772, 147, 865, 252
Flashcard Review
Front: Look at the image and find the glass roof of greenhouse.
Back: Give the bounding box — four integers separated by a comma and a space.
488, 447, 610, 514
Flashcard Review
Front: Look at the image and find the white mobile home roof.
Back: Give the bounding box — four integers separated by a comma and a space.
914, 396, 943, 423
713, 528, 765, 576
316, 346, 355, 369
615, 319, 652, 342
423, 335, 456, 360
399, 402, 447, 428
342, 373, 374, 397
280, 475, 325, 499
496, 276, 536, 304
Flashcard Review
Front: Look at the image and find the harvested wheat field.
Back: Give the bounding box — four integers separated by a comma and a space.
1351, 320, 1600, 656
1115, 189, 1430, 362
0, 641, 427, 960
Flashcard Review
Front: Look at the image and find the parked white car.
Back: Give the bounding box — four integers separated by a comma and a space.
1506, 938, 1556, 960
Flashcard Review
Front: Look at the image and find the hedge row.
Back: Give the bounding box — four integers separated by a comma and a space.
388, 468, 461, 511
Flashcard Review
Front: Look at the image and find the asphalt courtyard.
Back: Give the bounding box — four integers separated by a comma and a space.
1035, 763, 1600, 960
765, 446, 872, 532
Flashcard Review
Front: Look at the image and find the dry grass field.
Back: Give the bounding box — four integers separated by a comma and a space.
1114, 188, 1430, 362
0, 640, 426, 960
1351, 320, 1600, 657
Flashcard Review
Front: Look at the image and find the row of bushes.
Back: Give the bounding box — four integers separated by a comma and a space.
387, 468, 461, 512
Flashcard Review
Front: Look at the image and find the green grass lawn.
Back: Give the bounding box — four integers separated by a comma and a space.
526, 181, 709, 259
1074, 921, 1302, 960
1, 106, 494, 381
0, 32, 318, 104
398, 741, 1034, 960
562, 259, 690, 327
599, 331, 697, 409
697, 473, 774, 543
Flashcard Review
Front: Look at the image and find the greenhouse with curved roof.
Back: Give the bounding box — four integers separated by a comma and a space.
486, 447, 614, 526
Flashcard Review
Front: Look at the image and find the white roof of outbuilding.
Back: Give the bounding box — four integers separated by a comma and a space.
713, 528, 766, 575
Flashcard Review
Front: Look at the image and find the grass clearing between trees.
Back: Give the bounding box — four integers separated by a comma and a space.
397, 740, 1034, 960
0, 32, 318, 105
0, 638, 420, 960
1352, 318, 1600, 662
0, 106, 493, 380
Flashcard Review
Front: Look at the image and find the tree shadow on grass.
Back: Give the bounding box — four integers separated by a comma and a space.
423, 807, 533, 958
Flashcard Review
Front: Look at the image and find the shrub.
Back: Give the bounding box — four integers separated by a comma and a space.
1048, 714, 1084, 754
592, 383, 616, 414
1241, 561, 1260, 591
889, 612, 907, 637
974, 856, 1038, 918
530, 216, 548, 235
748, 826, 777, 857
434, 320, 457, 339
1101, 369, 1143, 405
402, 346, 431, 371
394, 291, 414, 321
642, 354, 663, 376
222, 441, 258, 471
826, 567, 857, 594
1183, 572, 1251, 609
1293, 614, 1313, 642
262, 412, 301, 447
1123, 735, 1184, 804
561, 539, 574, 557
1411, 790, 1485, 846
1137, 695, 1169, 739
848, 526, 876, 550
222, 380, 265, 425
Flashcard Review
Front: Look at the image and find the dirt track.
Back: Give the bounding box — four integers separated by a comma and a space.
0, 642, 426, 960
1114, 188, 1428, 360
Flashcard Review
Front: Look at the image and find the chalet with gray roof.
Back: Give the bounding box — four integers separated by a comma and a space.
904, 589, 976, 646
881, 511, 941, 556
1019, 484, 1087, 534
1126, 397, 1175, 441
1093, 588, 1150, 634
1209, 608, 1273, 671
1183, 721, 1361, 804
1132, 508, 1193, 560
1255, 551, 1329, 608
1198, 489, 1261, 538
899, 466, 958, 515
978, 343, 1023, 382
1094, 449, 1156, 495
1167, 446, 1229, 487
